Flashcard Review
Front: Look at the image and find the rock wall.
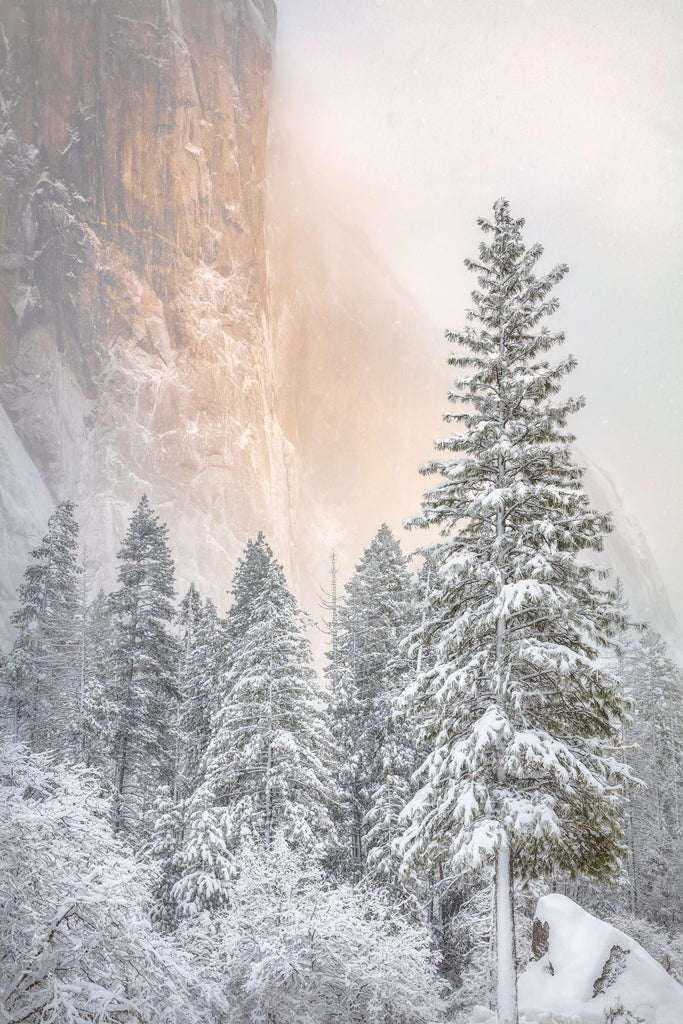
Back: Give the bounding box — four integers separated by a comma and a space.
0, 0, 282, 629
0, 0, 444, 633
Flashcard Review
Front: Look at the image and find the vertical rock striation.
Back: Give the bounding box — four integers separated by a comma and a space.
0, 0, 280, 628
0, 0, 446, 634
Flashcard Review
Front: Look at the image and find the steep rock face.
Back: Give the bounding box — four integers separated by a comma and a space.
0, 0, 281, 622
0, 0, 444, 629
1, 0, 273, 302
584, 463, 682, 650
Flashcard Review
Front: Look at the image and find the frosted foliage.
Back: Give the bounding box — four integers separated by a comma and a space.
74, 589, 117, 770
400, 200, 630, 886
110, 495, 179, 832
145, 786, 185, 929
3, 501, 82, 750
175, 586, 221, 798
203, 534, 337, 856
329, 524, 418, 881
0, 744, 208, 1024
172, 794, 235, 918
183, 840, 446, 1024
620, 629, 683, 928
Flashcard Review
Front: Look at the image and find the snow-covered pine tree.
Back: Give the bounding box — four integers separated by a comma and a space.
175, 585, 222, 800
152, 587, 225, 920
147, 785, 187, 929
203, 533, 337, 857
399, 199, 630, 1024
330, 524, 418, 883
171, 788, 235, 919
110, 495, 179, 834
71, 589, 117, 769
622, 629, 683, 927
3, 501, 82, 749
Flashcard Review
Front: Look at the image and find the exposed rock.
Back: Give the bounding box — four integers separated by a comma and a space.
593, 945, 630, 998
0, 0, 284, 617
532, 918, 551, 961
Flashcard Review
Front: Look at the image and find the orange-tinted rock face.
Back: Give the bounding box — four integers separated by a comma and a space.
4, 0, 274, 301
0, 0, 446, 636
0, 0, 281, 624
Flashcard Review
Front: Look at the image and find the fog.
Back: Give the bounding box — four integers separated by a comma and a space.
271, 0, 683, 626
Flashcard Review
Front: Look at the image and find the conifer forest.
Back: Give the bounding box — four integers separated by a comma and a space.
1, 201, 682, 1024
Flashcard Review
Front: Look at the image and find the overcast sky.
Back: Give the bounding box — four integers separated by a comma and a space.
271, 0, 683, 625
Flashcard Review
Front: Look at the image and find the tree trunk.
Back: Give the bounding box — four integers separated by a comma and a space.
493, 323, 516, 1024
495, 843, 518, 1024
113, 732, 128, 833
265, 737, 273, 846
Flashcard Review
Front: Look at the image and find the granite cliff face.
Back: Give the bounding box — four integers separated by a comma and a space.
0, 0, 281, 631
0, 0, 444, 636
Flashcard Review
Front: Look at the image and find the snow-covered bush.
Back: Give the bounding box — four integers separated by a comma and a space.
181, 838, 447, 1024
0, 744, 209, 1023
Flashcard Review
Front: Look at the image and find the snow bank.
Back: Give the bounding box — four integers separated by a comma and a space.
518, 894, 683, 1024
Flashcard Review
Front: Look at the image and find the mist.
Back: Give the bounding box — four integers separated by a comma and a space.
271, 0, 683, 627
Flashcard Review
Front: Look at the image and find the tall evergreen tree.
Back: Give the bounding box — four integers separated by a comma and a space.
202, 534, 337, 857
2, 501, 82, 749
110, 495, 179, 834
399, 199, 630, 1024
175, 585, 222, 801
622, 629, 683, 928
72, 588, 117, 769
329, 524, 418, 883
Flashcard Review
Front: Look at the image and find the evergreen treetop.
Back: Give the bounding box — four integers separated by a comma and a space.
202, 534, 337, 857
110, 495, 179, 832
5, 501, 82, 749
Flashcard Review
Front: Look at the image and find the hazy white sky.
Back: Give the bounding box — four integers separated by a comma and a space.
272, 0, 683, 624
